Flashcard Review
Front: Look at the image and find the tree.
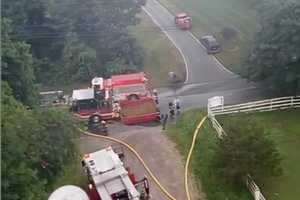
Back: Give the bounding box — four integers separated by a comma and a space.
3, 0, 144, 86
61, 35, 98, 83
1, 82, 46, 200
1, 82, 79, 200
1, 18, 38, 106
245, 0, 300, 95
48, 0, 144, 78
213, 119, 282, 186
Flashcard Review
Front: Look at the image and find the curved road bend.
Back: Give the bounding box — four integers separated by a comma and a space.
142, 0, 268, 110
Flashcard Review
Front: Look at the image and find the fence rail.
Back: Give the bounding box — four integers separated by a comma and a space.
210, 96, 300, 116
207, 96, 300, 200
246, 175, 266, 200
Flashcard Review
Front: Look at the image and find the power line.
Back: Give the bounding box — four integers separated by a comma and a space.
11, 26, 191, 39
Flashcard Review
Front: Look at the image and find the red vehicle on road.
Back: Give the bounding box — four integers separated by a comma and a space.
175, 13, 191, 30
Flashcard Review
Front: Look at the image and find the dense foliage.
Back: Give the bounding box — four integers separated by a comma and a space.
213, 119, 282, 185
245, 0, 300, 95
1, 82, 79, 200
1, 19, 38, 106
1, 1, 145, 199
2, 0, 144, 89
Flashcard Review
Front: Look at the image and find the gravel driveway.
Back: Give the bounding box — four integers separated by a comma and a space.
76, 122, 204, 200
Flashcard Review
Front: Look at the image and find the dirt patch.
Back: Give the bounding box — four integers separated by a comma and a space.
76, 124, 203, 199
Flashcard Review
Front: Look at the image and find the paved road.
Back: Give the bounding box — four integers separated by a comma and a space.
142, 0, 269, 112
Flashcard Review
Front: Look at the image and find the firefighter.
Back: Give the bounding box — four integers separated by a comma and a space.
113, 101, 120, 118
153, 89, 158, 104
174, 97, 181, 115
162, 113, 168, 130
101, 120, 108, 134
143, 176, 150, 199
169, 102, 175, 118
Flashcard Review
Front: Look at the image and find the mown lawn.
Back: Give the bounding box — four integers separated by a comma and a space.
157, 0, 259, 73
129, 12, 185, 87
218, 108, 300, 200
167, 109, 251, 200
167, 108, 300, 200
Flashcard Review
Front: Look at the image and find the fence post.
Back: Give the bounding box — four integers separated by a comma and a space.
291, 96, 294, 107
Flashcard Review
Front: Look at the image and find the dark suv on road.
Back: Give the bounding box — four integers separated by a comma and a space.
199, 35, 222, 54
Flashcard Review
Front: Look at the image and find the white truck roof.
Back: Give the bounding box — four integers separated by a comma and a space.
84, 147, 140, 200
72, 88, 94, 100
48, 185, 89, 200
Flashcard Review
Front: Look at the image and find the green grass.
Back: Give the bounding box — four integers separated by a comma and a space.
129, 12, 186, 87
218, 108, 300, 200
157, 0, 259, 73
167, 109, 251, 200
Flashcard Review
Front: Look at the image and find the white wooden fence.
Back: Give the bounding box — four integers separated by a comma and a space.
207, 95, 300, 200
209, 96, 300, 117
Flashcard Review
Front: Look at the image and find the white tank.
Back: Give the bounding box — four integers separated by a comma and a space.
48, 185, 89, 200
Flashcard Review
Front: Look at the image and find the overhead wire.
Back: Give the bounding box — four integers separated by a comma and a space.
11, 25, 190, 40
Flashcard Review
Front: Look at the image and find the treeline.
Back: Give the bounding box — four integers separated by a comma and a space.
2, 0, 144, 106
1, 1, 144, 199
2, 82, 79, 200
245, 0, 300, 95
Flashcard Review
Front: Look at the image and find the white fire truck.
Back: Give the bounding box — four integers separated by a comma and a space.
49, 147, 150, 200
82, 146, 150, 200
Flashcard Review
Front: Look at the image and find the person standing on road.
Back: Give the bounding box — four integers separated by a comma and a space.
162, 114, 168, 130
153, 89, 159, 104
174, 97, 181, 115
169, 102, 175, 118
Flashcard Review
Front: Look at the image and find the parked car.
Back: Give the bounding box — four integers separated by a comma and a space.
199, 35, 221, 54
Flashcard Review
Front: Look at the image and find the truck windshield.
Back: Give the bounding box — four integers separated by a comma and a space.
77, 99, 97, 110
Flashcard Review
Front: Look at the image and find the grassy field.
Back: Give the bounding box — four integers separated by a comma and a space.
218, 109, 300, 200
167, 108, 300, 200
157, 0, 259, 73
167, 109, 251, 200
129, 12, 185, 87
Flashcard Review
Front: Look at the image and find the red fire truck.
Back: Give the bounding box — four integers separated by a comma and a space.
82, 147, 150, 200
48, 147, 150, 200
71, 73, 160, 125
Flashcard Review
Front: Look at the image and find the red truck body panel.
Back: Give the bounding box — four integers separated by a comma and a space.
119, 98, 159, 125
111, 73, 146, 86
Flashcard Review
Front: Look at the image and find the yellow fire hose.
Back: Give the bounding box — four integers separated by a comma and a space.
78, 115, 207, 200
184, 116, 207, 200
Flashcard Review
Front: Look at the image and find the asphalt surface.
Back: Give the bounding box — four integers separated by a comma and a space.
142, 0, 270, 112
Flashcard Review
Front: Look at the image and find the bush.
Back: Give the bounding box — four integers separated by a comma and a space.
213, 118, 282, 186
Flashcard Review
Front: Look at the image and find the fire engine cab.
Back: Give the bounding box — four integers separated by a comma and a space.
82, 147, 150, 200
175, 13, 191, 30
